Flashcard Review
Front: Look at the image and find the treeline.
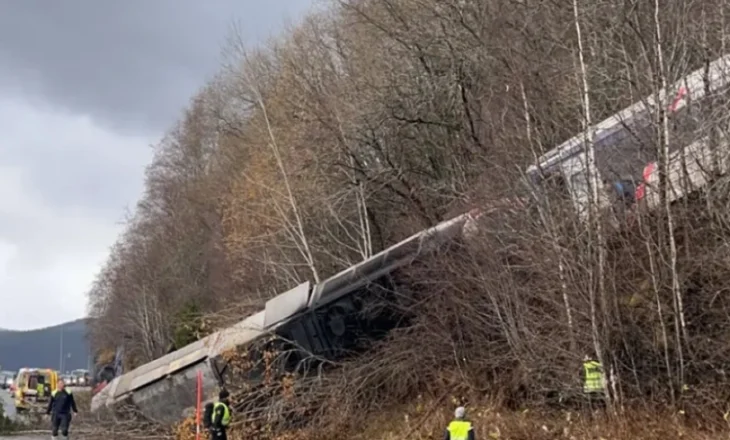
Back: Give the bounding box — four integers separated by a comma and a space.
88, 0, 730, 430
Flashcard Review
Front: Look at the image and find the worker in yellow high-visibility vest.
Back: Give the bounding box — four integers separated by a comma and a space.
443, 407, 475, 440
580, 354, 606, 411
210, 389, 232, 440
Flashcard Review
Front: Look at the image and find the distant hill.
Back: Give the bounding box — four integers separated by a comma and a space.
0, 319, 90, 372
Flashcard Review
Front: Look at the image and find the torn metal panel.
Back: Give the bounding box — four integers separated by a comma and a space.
263, 281, 311, 329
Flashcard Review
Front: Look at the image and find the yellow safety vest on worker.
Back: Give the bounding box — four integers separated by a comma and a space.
583, 360, 604, 393
447, 420, 473, 440
51, 388, 72, 397
213, 401, 231, 427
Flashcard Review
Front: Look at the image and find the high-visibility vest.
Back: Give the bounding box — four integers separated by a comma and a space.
583, 360, 604, 393
51, 388, 72, 397
213, 402, 231, 427
447, 420, 473, 440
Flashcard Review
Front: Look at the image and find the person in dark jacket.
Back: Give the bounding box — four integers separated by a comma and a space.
210, 389, 232, 440
47, 379, 78, 440
444, 406, 475, 440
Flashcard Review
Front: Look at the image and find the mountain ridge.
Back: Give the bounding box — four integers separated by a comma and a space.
0, 319, 90, 372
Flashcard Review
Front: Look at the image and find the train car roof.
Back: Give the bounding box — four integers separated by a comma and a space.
258, 211, 477, 331
308, 211, 474, 310
206, 310, 266, 356
113, 335, 213, 399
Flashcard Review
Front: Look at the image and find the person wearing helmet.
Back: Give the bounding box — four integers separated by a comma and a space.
444, 406, 475, 440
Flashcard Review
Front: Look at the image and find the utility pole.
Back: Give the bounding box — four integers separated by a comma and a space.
59, 326, 64, 372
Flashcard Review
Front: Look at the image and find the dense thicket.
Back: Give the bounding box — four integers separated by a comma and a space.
87, 0, 730, 431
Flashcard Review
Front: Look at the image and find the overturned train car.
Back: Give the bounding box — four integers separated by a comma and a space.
526, 54, 730, 220
90, 211, 481, 422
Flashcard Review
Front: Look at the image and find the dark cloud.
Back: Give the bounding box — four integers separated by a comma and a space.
0, 0, 312, 135
0, 0, 312, 329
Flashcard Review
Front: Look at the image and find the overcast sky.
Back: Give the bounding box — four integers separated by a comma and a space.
0, 0, 312, 331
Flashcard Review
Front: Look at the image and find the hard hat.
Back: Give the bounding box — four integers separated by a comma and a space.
455, 406, 466, 419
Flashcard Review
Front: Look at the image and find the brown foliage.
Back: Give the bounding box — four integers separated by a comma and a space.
88, 0, 730, 436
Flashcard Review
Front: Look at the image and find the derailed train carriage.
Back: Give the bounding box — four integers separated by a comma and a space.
90, 211, 482, 422
92, 54, 730, 423
527, 54, 730, 220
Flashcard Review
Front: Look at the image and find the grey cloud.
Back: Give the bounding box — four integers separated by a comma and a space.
0, 97, 152, 216
0, 0, 312, 136
0, 1, 312, 329
0, 0, 312, 215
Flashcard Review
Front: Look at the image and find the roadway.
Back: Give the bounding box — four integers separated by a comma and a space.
0, 389, 40, 439
0, 388, 85, 439
0, 390, 16, 421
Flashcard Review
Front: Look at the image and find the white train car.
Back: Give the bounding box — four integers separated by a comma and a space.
527, 54, 730, 218
91, 210, 480, 422
635, 60, 730, 207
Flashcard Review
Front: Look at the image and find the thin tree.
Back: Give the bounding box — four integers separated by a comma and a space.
572, 0, 611, 406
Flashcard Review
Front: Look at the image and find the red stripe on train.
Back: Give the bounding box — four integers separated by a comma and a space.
92, 381, 108, 395
669, 87, 687, 112
635, 162, 657, 201
635, 86, 684, 202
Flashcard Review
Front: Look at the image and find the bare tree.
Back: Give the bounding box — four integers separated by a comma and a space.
572, 0, 611, 406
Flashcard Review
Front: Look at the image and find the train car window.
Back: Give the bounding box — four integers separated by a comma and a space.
568, 172, 591, 217
692, 87, 730, 141
594, 112, 656, 184
614, 179, 637, 203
